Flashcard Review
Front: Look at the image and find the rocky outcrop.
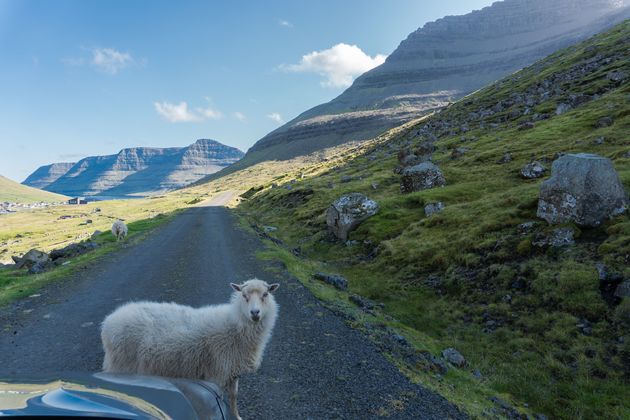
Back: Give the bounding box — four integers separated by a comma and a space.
25, 139, 243, 198
22, 162, 76, 189
520, 161, 547, 179
537, 154, 628, 226
326, 193, 379, 240
400, 162, 446, 193
236, 0, 630, 167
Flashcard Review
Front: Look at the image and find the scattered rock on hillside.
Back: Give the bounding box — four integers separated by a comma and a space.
14, 249, 50, 269
313, 273, 348, 290
532, 227, 575, 248
519, 121, 535, 130
556, 103, 572, 115
451, 147, 469, 159
596, 116, 614, 128
497, 152, 512, 164
607, 70, 627, 83
348, 294, 375, 310
615, 280, 630, 298
442, 348, 466, 367
400, 162, 446, 193
28, 261, 53, 274
326, 193, 379, 240
517, 221, 535, 234
537, 153, 628, 226
520, 161, 547, 179
340, 175, 353, 183
91, 230, 102, 240
425, 202, 445, 217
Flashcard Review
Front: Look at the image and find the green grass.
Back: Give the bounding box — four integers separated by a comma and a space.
229, 22, 630, 419
0, 175, 68, 203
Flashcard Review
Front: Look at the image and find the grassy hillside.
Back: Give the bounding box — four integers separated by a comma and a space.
0, 175, 67, 203
232, 21, 630, 418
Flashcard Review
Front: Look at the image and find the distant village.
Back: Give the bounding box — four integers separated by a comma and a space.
0, 197, 90, 214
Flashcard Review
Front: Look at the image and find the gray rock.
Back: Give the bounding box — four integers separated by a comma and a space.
556, 103, 572, 115
517, 221, 535, 233
424, 202, 445, 217
91, 230, 103, 239
340, 175, 353, 183
349, 294, 375, 310
49, 241, 98, 260
371, 182, 379, 190
607, 71, 627, 83
519, 121, 535, 130
451, 147, 469, 159
497, 152, 512, 164
326, 193, 379, 240
596, 116, 614, 128
533, 228, 575, 248
313, 273, 348, 291
537, 154, 628, 226
442, 348, 466, 367
400, 162, 446, 193
28, 261, 52, 274
520, 161, 547, 179
15, 249, 50, 269
615, 280, 630, 298
263, 226, 278, 233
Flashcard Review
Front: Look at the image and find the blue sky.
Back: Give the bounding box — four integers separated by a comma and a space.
0, 0, 494, 182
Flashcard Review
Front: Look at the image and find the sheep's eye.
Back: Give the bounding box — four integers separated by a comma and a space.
242, 293, 248, 301
262, 292, 268, 298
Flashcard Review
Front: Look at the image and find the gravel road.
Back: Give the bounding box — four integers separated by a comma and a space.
0, 191, 465, 419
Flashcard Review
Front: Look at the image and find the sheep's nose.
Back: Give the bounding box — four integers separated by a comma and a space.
250, 309, 260, 316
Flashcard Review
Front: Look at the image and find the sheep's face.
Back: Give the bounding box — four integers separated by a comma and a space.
231, 279, 279, 322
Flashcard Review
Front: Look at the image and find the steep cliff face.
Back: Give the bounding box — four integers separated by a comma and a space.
25, 139, 243, 198
22, 162, 76, 189
245, 0, 629, 165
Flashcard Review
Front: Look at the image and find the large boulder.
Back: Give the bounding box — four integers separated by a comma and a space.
14, 249, 50, 269
400, 162, 446, 193
537, 154, 628, 227
326, 193, 379, 240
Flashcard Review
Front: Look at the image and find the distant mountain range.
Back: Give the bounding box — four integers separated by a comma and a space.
237, 0, 630, 169
23, 139, 244, 198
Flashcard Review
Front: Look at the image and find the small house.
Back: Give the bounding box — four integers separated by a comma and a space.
68, 197, 88, 205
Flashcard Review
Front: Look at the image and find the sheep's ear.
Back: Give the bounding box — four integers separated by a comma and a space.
268, 283, 280, 293
230, 283, 242, 292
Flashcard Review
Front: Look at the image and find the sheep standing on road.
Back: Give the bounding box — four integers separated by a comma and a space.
101, 279, 280, 420
111, 220, 127, 241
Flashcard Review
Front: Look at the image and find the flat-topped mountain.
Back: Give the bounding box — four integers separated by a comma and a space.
24, 139, 243, 198
242, 0, 629, 167
22, 162, 76, 190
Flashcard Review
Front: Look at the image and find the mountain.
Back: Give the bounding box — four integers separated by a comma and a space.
0, 175, 67, 203
241, 0, 630, 168
24, 139, 244, 198
22, 162, 76, 189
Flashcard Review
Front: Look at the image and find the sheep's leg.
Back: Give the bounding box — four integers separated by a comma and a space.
227, 377, 241, 420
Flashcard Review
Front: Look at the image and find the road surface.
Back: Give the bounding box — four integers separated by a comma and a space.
0, 191, 464, 419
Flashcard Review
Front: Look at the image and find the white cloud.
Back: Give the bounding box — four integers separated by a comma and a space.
267, 112, 284, 124
279, 19, 293, 28
233, 112, 246, 121
154, 101, 223, 123
91, 48, 133, 74
197, 106, 223, 120
154, 101, 201, 123
281, 43, 386, 88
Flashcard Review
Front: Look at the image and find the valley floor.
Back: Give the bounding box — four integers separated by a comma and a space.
0, 194, 463, 419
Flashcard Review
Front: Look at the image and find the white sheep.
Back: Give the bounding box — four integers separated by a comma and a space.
111, 220, 128, 241
100, 279, 280, 420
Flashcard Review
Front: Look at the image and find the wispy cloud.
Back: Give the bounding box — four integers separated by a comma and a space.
267, 112, 284, 124
280, 43, 386, 88
154, 101, 223, 123
91, 48, 133, 74
62, 47, 137, 75
233, 111, 247, 122
279, 19, 294, 28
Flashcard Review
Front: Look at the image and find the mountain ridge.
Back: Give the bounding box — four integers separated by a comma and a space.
24, 139, 243, 198
239, 0, 630, 169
